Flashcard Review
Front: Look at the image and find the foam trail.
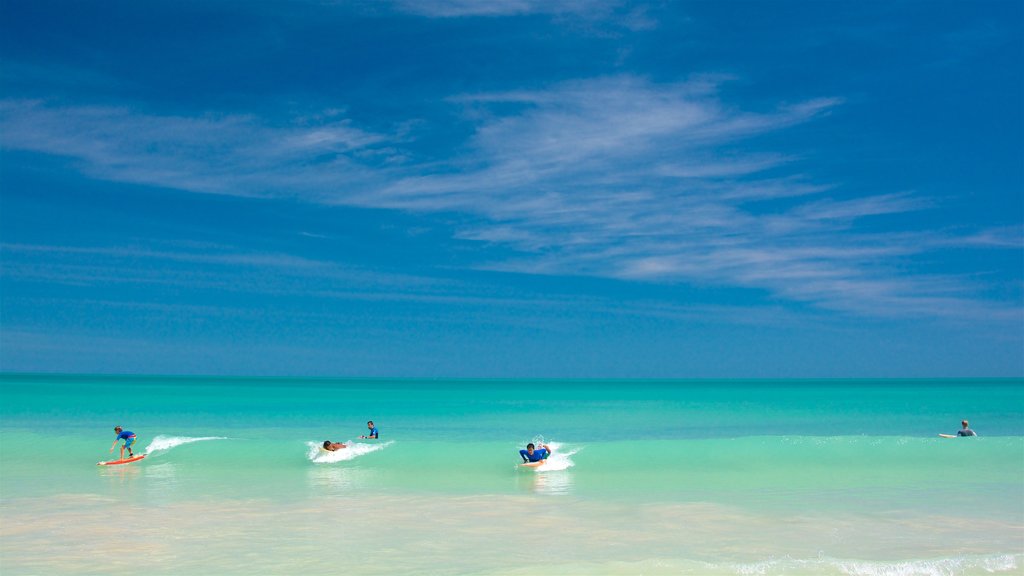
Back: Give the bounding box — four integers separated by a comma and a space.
307, 440, 393, 463
145, 435, 228, 454
522, 441, 580, 472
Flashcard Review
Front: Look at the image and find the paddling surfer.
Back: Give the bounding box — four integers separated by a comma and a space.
519, 442, 552, 463
322, 441, 346, 451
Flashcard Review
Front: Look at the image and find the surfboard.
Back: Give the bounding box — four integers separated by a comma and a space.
97, 454, 147, 466
521, 460, 546, 468
938, 434, 956, 438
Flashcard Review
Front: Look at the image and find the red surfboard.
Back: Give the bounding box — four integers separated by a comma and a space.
97, 454, 147, 466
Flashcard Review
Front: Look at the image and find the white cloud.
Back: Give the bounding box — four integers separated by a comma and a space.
793, 193, 930, 222
0, 100, 391, 198
0, 75, 1016, 320
0, 242, 442, 294
389, 0, 620, 18
385, 0, 661, 36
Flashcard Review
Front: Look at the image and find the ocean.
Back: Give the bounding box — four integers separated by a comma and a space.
0, 374, 1021, 575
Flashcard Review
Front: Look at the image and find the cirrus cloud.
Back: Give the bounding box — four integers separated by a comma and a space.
1, 75, 1017, 320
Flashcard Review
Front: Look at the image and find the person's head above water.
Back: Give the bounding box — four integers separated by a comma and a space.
323, 440, 332, 449
367, 421, 374, 428
526, 443, 535, 453
114, 426, 122, 433
962, 420, 970, 428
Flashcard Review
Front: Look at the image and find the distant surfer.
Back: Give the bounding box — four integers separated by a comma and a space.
322, 441, 346, 451
939, 420, 977, 438
360, 421, 378, 439
519, 442, 552, 464
110, 426, 137, 460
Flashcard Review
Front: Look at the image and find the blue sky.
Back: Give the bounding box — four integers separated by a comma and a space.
1, 0, 1021, 378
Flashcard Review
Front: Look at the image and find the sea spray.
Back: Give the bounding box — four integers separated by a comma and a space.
145, 435, 228, 455
517, 440, 580, 471
306, 440, 392, 463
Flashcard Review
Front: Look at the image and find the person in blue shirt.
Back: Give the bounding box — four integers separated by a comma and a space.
519, 443, 552, 463
940, 420, 978, 438
957, 420, 978, 436
360, 421, 378, 439
109, 426, 137, 460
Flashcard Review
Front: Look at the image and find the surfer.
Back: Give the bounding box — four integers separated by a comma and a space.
360, 421, 378, 439
940, 420, 977, 438
322, 441, 346, 451
110, 426, 137, 460
519, 442, 552, 464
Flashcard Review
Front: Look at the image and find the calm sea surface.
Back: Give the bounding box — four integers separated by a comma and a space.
1, 374, 1021, 575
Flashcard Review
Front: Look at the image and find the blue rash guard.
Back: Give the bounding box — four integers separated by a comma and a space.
368, 427, 378, 438
520, 448, 549, 463
117, 430, 136, 449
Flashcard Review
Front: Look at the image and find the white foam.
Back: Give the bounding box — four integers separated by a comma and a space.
307, 440, 392, 463
727, 554, 1020, 576
144, 435, 228, 454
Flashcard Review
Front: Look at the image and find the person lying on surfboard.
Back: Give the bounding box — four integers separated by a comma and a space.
939, 420, 977, 438
110, 426, 137, 460
519, 443, 552, 464
322, 441, 346, 451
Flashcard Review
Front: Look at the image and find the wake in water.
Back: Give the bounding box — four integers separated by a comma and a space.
307, 440, 392, 464
519, 439, 580, 472
145, 435, 228, 455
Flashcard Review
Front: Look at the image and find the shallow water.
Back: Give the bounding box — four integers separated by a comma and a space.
1, 374, 1021, 575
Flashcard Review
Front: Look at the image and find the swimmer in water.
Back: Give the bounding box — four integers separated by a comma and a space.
322, 441, 346, 451
939, 420, 977, 438
360, 421, 378, 439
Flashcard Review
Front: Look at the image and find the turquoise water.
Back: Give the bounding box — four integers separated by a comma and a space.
1, 374, 1022, 575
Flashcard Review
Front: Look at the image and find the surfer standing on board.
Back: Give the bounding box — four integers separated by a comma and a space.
110, 426, 137, 460
360, 421, 378, 439
939, 420, 978, 438
520, 443, 552, 464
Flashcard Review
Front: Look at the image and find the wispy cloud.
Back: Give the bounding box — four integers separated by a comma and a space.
386, 0, 659, 33
0, 242, 442, 294
0, 100, 393, 199
390, 0, 619, 19
1, 75, 1017, 320
792, 193, 930, 222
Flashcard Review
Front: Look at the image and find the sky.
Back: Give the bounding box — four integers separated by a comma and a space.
1, 0, 1021, 378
